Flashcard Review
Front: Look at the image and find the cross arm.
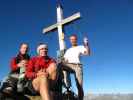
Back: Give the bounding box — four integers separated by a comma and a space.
42, 12, 81, 34
43, 23, 58, 33
61, 12, 81, 25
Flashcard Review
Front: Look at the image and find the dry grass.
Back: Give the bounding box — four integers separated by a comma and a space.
27, 96, 41, 100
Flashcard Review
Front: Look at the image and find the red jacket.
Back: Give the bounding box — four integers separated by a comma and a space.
10, 57, 19, 72
26, 56, 56, 79
10, 54, 30, 72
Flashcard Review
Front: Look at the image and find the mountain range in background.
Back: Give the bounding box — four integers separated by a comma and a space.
84, 94, 133, 100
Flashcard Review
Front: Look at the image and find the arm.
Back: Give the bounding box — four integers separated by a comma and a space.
26, 58, 37, 79
83, 42, 91, 55
10, 57, 19, 71
83, 37, 91, 55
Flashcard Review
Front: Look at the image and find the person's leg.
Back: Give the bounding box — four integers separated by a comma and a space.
39, 76, 51, 100
32, 63, 57, 100
32, 76, 51, 100
74, 65, 84, 100
63, 71, 71, 89
1, 76, 13, 94
46, 63, 57, 81
32, 77, 40, 92
46, 63, 57, 100
2, 75, 18, 95
61, 63, 74, 89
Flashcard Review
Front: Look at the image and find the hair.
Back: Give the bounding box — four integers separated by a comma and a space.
19, 43, 29, 53
38, 43, 45, 46
36, 43, 48, 54
69, 34, 77, 39
16, 54, 30, 64
19, 43, 28, 48
37, 43, 48, 49
16, 43, 30, 63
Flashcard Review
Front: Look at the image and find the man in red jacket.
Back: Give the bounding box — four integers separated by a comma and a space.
26, 43, 57, 100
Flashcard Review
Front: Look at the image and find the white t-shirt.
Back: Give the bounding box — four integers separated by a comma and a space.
64, 45, 87, 64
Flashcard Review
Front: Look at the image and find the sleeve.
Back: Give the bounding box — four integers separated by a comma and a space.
64, 52, 67, 59
10, 57, 19, 71
26, 58, 37, 79
64, 50, 68, 60
80, 46, 87, 55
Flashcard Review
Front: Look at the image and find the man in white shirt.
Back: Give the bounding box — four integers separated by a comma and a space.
62, 34, 90, 100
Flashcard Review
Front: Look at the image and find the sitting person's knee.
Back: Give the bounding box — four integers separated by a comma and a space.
47, 63, 57, 81
39, 76, 49, 85
50, 63, 57, 71
32, 79, 39, 91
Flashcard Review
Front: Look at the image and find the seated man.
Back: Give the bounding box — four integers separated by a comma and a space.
26, 43, 57, 100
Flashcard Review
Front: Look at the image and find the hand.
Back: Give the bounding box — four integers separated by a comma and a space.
21, 60, 28, 66
17, 62, 23, 68
37, 69, 48, 77
83, 37, 88, 46
17, 60, 27, 67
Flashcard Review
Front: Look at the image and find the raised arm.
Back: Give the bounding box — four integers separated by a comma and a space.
83, 37, 91, 55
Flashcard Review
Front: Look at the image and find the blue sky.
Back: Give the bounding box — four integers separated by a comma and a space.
0, 0, 133, 94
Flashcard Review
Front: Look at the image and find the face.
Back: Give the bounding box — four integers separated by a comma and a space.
69, 36, 77, 46
20, 44, 28, 55
39, 48, 48, 57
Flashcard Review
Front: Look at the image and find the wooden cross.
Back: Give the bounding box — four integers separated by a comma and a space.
42, 2, 81, 52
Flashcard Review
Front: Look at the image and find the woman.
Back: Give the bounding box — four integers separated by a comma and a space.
2, 43, 30, 95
